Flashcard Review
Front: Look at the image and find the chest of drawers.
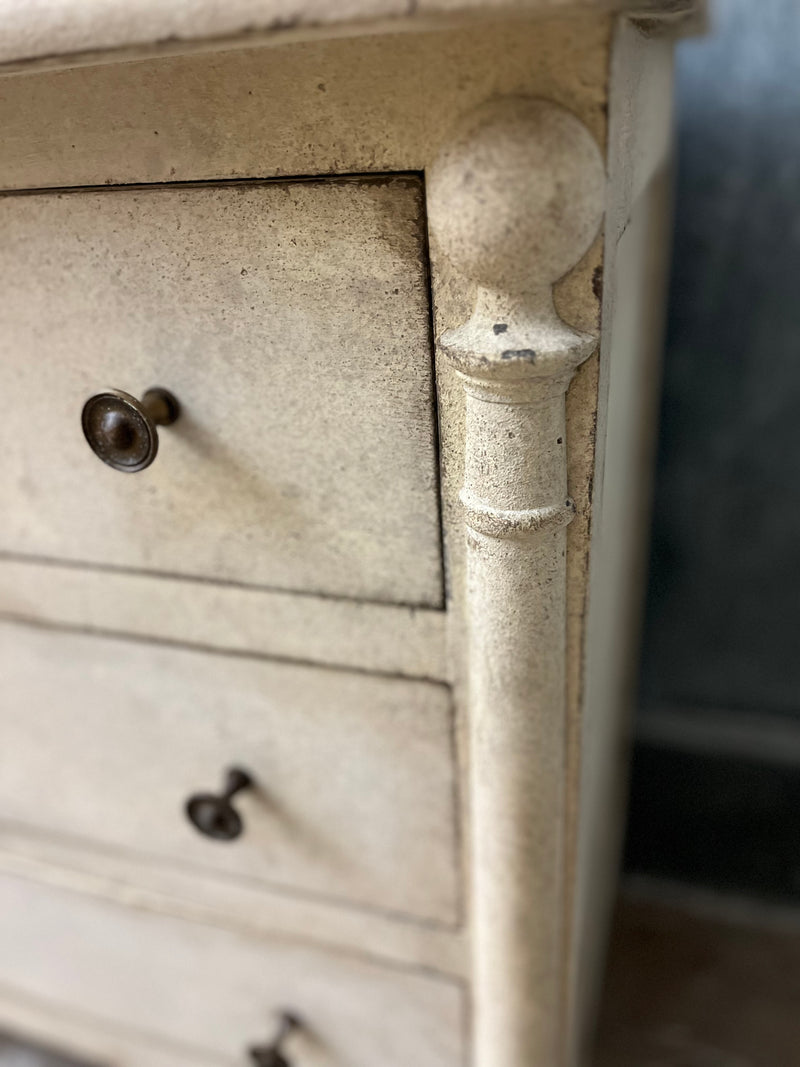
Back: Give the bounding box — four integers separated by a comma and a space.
0, 2, 692, 1065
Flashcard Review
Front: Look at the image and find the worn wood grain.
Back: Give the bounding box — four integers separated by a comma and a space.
0, 873, 465, 1067
0, 622, 460, 925
0, 14, 685, 1067
0, 0, 696, 74
0, 178, 443, 609
0, 559, 448, 679
0, 839, 468, 979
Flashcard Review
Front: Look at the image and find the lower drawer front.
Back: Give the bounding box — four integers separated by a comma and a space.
0, 622, 458, 924
0, 874, 465, 1067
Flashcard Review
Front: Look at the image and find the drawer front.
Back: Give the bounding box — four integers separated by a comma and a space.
0, 873, 464, 1067
0, 176, 442, 607
0, 623, 459, 924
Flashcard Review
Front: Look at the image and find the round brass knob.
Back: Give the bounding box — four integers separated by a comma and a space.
185, 767, 253, 842
249, 1013, 301, 1067
81, 387, 180, 473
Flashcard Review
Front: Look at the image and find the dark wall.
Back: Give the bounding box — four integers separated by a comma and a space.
625, 0, 800, 899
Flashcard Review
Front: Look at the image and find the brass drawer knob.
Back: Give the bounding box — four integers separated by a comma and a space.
185, 767, 253, 841
81, 386, 180, 472
249, 1013, 301, 1067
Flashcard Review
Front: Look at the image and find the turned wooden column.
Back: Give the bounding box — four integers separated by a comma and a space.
427, 98, 605, 1067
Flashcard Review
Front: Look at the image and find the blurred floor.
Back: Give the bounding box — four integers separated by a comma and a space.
4, 888, 800, 1065
594, 886, 800, 1067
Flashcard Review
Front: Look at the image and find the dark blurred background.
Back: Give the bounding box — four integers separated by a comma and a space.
624, 0, 800, 903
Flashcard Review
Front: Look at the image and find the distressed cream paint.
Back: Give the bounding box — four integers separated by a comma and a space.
0, 178, 443, 607
0, 6, 689, 1066
427, 97, 606, 1067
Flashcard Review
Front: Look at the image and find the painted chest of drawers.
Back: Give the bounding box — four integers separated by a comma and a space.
0, 2, 693, 1065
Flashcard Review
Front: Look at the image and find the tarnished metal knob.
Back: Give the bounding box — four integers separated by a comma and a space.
185, 767, 253, 842
81, 387, 180, 472
249, 1013, 301, 1067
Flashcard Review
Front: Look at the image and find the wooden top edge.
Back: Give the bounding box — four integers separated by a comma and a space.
0, 0, 698, 76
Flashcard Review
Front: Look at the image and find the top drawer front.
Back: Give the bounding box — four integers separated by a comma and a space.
0, 178, 442, 607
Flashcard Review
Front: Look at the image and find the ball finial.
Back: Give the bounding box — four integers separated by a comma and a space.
428, 98, 605, 293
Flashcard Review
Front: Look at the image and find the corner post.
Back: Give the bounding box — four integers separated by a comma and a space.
427, 98, 605, 1067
